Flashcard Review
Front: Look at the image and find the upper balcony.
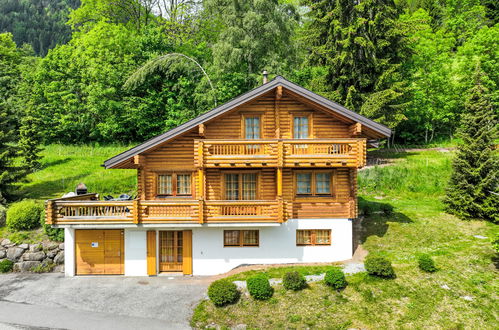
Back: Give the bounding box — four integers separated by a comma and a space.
194, 139, 366, 168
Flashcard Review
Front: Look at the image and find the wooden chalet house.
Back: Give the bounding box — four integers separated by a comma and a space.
46, 76, 390, 276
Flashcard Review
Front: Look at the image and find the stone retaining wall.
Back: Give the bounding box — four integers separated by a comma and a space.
0, 239, 64, 273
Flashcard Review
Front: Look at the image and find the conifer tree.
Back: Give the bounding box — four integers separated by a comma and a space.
444, 63, 498, 223
18, 103, 43, 171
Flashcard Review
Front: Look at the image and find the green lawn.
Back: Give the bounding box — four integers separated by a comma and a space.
18, 144, 137, 201
192, 149, 499, 329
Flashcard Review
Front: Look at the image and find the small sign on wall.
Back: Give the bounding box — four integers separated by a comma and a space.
91, 242, 99, 248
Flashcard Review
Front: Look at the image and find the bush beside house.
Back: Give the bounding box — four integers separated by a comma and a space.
283, 271, 307, 291
324, 267, 347, 289
6, 200, 43, 231
247, 274, 273, 300
418, 254, 437, 272
208, 279, 240, 307
365, 256, 396, 278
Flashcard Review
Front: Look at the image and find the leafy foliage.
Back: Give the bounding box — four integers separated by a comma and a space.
444, 64, 498, 223
324, 267, 347, 290
247, 274, 273, 300
40, 212, 64, 242
417, 254, 437, 272
0, 259, 14, 273
283, 271, 307, 291
365, 256, 396, 278
6, 199, 43, 231
207, 279, 240, 307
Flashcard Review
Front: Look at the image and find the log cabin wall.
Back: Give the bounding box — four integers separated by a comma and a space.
136, 89, 362, 219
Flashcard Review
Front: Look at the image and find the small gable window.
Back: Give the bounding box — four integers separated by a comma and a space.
293, 115, 309, 139
243, 115, 261, 139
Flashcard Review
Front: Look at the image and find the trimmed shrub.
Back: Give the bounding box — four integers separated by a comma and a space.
283, 271, 307, 291
6, 200, 43, 231
247, 274, 273, 300
365, 256, 395, 278
0, 259, 14, 273
207, 279, 240, 307
40, 212, 64, 241
418, 254, 437, 272
0, 204, 6, 226
324, 267, 347, 289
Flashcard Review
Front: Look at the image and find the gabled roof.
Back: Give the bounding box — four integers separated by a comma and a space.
104, 76, 391, 169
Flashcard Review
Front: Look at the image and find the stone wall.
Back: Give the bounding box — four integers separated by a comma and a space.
0, 239, 64, 273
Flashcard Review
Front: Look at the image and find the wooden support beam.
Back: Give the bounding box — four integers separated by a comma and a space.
133, 199, 140, 224
277, 167, 283, 197
350, 123, 362, 136
197, 169, 204, 198
198, 124, 205, 137
197, 140, 204, 168
275, 86, 282, 138
198, 199, 204, 224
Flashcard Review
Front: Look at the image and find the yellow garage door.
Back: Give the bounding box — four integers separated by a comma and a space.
75, 229, 124, 275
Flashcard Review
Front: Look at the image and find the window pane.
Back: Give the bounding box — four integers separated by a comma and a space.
242, 173, 257, 200
296, 173, 312, 194
225, 174, 239, 200
297, 230, 312, 245
294, 116, 309, 139
224, 230, 240, 246
243, 230, 259, 246
158, 175, 172, 195
315, 230, 331, 244
245, 117, 260, 139
315, 173, 331, 194
176, 174, 191, 195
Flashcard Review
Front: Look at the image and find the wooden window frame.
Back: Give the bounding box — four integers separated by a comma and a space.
155, 172, 195, 198
296, 229, 331, 246
221, 171, 261, 200
241, 113, 263, 139
223, 230, 260, 247
294, 170, 336, 197
291, 112, 313, 139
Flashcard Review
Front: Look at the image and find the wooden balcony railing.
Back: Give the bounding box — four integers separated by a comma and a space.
46, 199, 284, 225
195, 139, 366, 168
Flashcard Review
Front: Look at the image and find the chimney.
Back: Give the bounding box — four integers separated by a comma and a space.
262, 70, 268, 84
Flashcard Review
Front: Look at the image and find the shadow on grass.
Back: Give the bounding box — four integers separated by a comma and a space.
20, 174, 90, 200
356, 198, 413, 246
40, 157, 71, 170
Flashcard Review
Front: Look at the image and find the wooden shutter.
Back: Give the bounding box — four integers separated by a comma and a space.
182, 230, 193, 275
146, 230, 157, 276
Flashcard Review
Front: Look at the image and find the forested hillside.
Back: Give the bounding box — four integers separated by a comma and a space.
1, 0, 497, 146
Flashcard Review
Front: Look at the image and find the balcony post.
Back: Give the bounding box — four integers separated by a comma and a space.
277, 140, 284, 167
197, 140, 204, 168
46, 200, 54, 225
277, 198, 284, 223
198, 199, 204, 224
133, 199, 141, 224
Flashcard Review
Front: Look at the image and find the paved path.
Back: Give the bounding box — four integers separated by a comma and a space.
0, 273, 211, 330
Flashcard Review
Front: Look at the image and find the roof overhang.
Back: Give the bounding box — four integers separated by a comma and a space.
104, 76, 391, 169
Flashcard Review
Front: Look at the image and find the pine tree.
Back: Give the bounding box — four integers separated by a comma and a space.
18, 103, 43, 171
444, 63, 498, 223
303, 0, 408, 130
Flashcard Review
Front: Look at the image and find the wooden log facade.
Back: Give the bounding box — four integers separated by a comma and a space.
47, 78, 390, 226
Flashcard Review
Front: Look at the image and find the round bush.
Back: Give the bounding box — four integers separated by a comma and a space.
283, 271, 306, 291
247, 274, 273, 300
365, 256, 395, 278
0, 259, 14, 273
324, 267, 347, 289
40, 212, 64, 241
207, 279, 240, 307
418, 254, 437, 272
6, 200, 43, 231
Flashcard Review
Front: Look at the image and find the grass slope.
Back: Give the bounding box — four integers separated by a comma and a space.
19, 144, 136, 201
192, 150, 499, 329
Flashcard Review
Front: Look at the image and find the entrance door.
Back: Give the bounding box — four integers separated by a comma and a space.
159, 231, 183, 272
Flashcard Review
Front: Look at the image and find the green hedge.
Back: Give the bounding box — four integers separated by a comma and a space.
365, 256, 396, 278
6, 200, 43, 231
207, 279, 240, 307
0, 260, 14, 273
324, 267, 347, 289
283, 271, 307, 291
247, 274, 273, 300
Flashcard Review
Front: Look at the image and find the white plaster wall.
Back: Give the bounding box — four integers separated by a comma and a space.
124, 229, 147, 276
192, 218, 352, 275
64, 228, 75, 276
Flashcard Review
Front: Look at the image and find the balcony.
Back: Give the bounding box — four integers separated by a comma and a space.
195, 139, 366, 168
46, 197, 283, 226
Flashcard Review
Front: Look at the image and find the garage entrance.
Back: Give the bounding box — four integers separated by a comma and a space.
75, 229, 124, 275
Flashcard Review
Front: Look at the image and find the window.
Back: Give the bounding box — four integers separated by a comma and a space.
224, 230, 259, 247
157, 173, 192, 197
224, 173, 258, 200
293, 115, 309, 139
295, 171, 333, 197
244, 116, 261, 139
296, 230, 331, 246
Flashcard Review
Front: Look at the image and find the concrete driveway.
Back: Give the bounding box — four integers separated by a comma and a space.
0, 273, 211, 330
